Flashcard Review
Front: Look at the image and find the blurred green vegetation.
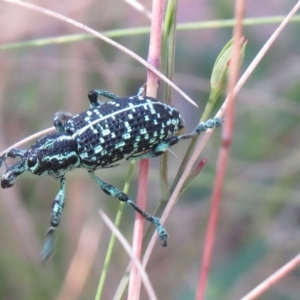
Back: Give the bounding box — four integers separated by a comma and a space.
1, 1, 300, 300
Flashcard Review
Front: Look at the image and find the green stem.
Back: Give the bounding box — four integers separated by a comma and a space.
95, 161, 136, 300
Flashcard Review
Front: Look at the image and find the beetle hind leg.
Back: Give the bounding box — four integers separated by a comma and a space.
127, 118, 222, 161
178, 117, 223, 140
127, 136, 180, 161
88, 171, 168, 247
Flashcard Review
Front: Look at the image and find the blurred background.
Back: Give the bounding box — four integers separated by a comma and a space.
1, 1, 300, 299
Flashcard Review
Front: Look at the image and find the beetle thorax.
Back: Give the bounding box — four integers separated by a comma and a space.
30, 132, 80, 178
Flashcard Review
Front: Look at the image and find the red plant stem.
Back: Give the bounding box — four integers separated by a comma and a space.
128, 159, 150, 300
147, 4, 163, 94
196, 147, 229, 300
128, 1, 164, 299
196, 1, 245, 299
142, 1, 300, 278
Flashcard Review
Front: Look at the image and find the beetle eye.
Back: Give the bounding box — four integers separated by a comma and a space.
28, 156, 37, 167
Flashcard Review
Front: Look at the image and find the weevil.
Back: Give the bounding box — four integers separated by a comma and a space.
0, 88, 222, 259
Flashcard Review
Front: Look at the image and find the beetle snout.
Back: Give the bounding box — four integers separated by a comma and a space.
1, 173, 16, 188
0, 161, 25, 189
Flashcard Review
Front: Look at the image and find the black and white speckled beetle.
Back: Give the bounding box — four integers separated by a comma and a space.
0, 88, 222, 259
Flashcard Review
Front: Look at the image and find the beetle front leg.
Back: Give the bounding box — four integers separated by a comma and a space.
0, 148, 26, 168
41, 177, 66, 260
88, 171, 168, 247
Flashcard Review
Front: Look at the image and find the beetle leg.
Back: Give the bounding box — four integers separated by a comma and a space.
88, 90, 104, 108
88, 90, 120, 108
88, 171, 168, 247
127, 136, 179, 160
178, 117, 223, 140
136, 85, 146, 96
0, 148, 26, 168
41, 177, 66, 260
54, 111, 73, 133
102, 163, 120, 169
127, 118, 222, 161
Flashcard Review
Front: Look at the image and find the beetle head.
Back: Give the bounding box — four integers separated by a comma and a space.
1, 132, 80, 188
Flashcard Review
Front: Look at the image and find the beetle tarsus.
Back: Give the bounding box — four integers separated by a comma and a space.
41, 227, 56, 261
